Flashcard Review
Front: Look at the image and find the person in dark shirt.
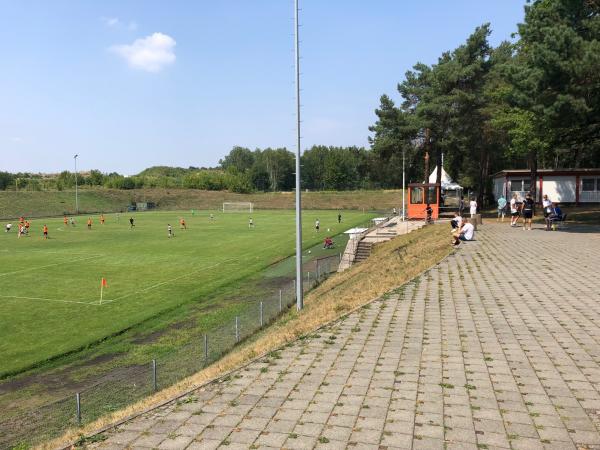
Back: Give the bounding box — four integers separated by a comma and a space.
521, 192, 535, 231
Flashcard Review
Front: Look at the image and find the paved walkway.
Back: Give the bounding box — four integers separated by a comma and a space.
90, 223, 600, 450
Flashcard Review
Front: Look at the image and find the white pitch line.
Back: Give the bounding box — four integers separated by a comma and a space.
102, 257, 238, 304
0, 295, 97, 306
0, 255, 104, 278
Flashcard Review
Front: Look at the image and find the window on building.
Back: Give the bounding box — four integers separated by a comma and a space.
411, 187, 424, 204
582, 178, 595, 191
511, 179, 532, 192
597, 179, 600, 191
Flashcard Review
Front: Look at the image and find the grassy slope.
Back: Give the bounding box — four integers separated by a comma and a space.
0, 210, 373, 376
0, 188, 403, 219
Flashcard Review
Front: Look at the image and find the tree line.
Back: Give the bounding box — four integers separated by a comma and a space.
370, 0, 600, 204
2, 1, 598, 201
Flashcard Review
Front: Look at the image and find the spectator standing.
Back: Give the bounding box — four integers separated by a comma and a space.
469, 198, 478, 218
510, 193, 520, 227
521, 192, 535, 230
542, 194, 553, 230
497, 195, 507, 222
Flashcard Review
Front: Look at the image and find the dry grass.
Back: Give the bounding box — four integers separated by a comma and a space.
44, 224, 451, 450
0, 188, 404, 219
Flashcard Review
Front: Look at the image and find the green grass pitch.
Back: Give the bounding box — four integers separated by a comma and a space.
0, 209, 372, 376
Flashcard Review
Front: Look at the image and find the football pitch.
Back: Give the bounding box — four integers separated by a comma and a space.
0, 209, 373, 377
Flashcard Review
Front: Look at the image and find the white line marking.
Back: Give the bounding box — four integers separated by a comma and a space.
102, 257, 238, 304
0, 295, 96, 306
0, 255, 104, 278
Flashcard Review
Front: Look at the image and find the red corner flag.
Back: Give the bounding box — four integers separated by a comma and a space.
100, 278, 108, 304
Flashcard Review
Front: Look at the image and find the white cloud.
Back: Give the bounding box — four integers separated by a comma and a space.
102, 17, 120, 27
102, 17, 137, 31
110, 32, 176, 73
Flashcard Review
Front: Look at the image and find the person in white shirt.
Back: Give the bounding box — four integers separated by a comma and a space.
5, 223, 11, 233
542, 194, 553, 230
509, 193, 520, 227
469, 198, 478, 218
450, 212, 463, 231
452, 219, 475, 246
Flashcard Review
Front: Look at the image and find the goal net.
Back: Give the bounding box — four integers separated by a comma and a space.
223, 202, 254, 213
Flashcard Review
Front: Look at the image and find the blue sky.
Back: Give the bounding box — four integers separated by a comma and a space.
0, 0, 525, 174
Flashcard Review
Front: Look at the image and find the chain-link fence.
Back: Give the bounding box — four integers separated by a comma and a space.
0, 252, 342, 449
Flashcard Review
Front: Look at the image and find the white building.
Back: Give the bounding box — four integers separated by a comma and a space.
492, 169, 600, 204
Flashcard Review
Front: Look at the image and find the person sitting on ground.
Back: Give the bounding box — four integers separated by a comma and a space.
323, 237, 334, 249
452, 219, 475, 246
450, 212, 463, 231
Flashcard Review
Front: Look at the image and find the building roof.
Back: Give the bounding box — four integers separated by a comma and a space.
493, 168, 600, 178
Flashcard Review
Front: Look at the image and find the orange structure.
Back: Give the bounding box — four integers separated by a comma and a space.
407, 183, 440, 220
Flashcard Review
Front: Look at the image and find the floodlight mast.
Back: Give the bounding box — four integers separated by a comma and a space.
74, 154, 79, 214
294, 0, 303, 311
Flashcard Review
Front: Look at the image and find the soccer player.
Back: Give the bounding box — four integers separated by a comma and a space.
210, 213, 215, 221
180, 218, 187, 230
168, 224, 173, 238
24, 220, 30, 234
70, 217, 75, 226
248, 218, 254, 228
17, 224, 24, 238
315, 219, 320, 232
63, 216, 68, 227
43, 224, 48, 239
337, 213, 342, 224
100, 214, 105, 225
87, 218, 92, 229
129, 217, 135, 229
5, 223, 12, 233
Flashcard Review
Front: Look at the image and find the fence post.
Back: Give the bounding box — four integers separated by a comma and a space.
76, 392, 81, 425
235, 316, 240, 343
279, 289, 283, 312
204, 334, 208, 364
260, 301, 264, 327
152, 359, 157, 392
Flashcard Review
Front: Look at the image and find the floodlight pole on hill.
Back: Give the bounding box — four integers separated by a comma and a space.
402, 148, 406, 221
294, 0, 303, 311
74, 154, 79, 214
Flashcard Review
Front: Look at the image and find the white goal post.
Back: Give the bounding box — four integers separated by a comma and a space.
222, 202, 254, 213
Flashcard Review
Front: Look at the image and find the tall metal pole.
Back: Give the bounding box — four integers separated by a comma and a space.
294, 0, 303, 311
402, 148, 406, 221
74, 154, 79, 214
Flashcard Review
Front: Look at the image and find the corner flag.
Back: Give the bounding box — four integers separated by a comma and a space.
100, 278, 108, 304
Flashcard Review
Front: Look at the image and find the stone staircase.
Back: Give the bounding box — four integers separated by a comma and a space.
353, 240, 374, 263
